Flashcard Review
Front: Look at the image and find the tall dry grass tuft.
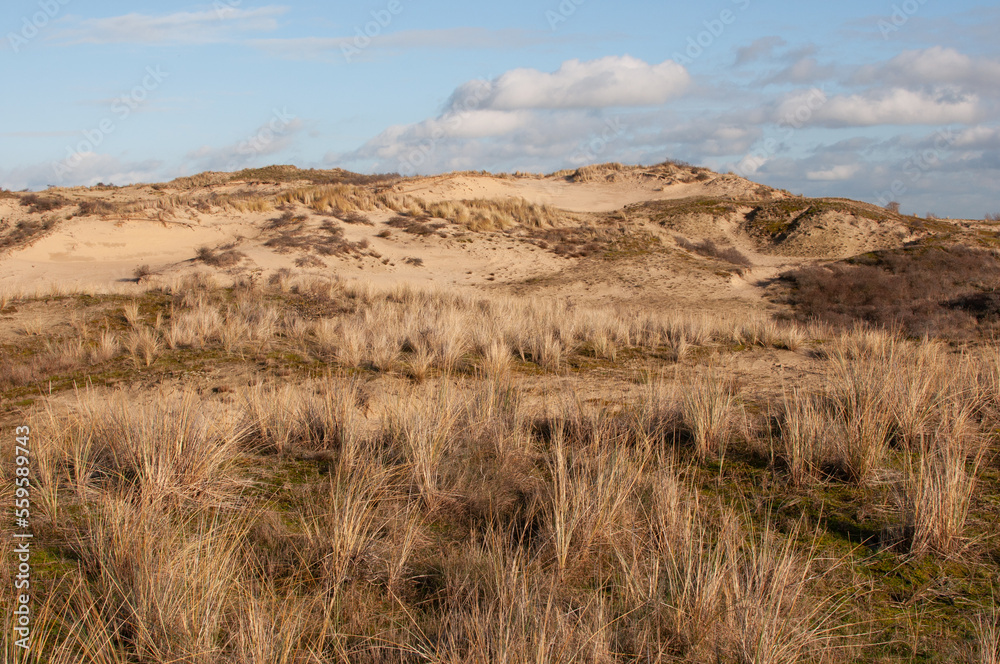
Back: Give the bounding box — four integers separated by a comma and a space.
304, 378, 365, 458
0, 544, 75, 663
642, 465, 845, 661
722, 518, 842, 664
121, 300, 142, 328
650, 467, 731, 656
240, 381, 361, 454
828, 346, 895, 483
681, 367, 739, 461
545, 416, 648, 575
900, 413, 983, 555
384, 385, 459, 507
975, 605, 1000, 664
89, 329, 120, 362
50, 389, 244, 504
886, 339, 963, 448
229, 584, 318, 664
403, 335, 435, 381
299, 465, 393, 588
68, 500, 246, 662
124, 326, 161, 367
165, 304, 223, 349
429, 531, 614, 663
778, 389, 830, 485
478, 338, 513, 377
531, 330, 564, 372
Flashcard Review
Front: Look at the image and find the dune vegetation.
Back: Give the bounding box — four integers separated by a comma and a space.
1, 268, 998, 663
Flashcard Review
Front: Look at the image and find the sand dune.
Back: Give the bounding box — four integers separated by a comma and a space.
0, 162, 971, 314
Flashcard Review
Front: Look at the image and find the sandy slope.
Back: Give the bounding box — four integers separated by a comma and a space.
396, 170, 769, 213
0, 164, 950, 317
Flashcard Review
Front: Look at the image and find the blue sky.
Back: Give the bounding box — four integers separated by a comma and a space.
1, 0, 998, 218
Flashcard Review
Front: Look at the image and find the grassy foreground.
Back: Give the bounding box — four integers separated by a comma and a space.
1, 273, 998, 663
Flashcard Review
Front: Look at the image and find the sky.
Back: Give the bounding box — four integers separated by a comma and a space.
0, 0, 998, 219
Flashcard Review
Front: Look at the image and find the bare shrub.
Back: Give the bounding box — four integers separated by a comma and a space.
0, 217, 58, 250
779, 245, 1000, 338
195, 246, 246, 267
676, 236, 753, 267
338, 210, 374, 225
295, 254, 325, 268
20, 193, 68, 213
387, 215, 435, 236
75, 198, 121, 216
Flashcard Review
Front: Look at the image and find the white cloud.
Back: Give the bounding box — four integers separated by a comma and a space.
952, 125, 1000, 149
333, 56, 691, 175
735, 36, 787, 65
184, 113, 303, 172
762, 57, 837, 85
777, 87, 982, 127
855, 46, 1000, 89
448, 55, 690, 111
806, 164, 860, 181
251, 28, 566, 61
0, 153, 165, 190
52, 6, 287, 45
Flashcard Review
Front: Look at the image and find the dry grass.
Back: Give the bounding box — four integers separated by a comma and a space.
89, 329, 120, 362
899, 410, 983, 555
681, 367, 739, 461
778, 389, 830, 486
4, 270, 1000, 663
827, 345, 895, 483
424, 197, 564, 231
124, 326, 161, 367
975, 605, 1000, 664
